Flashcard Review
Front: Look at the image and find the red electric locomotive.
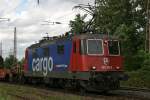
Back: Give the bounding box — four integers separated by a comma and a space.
23, 33, 127, 91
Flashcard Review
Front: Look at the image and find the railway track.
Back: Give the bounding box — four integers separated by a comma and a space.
121, 86, 150, 92
108, 87, 150, 100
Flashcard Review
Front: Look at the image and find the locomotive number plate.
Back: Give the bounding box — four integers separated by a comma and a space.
101, 65, 113, 70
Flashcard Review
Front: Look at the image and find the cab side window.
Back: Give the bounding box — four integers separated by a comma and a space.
57, 45, 64, 54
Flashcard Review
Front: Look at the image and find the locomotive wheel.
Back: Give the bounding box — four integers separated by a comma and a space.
79, 80, 88, 95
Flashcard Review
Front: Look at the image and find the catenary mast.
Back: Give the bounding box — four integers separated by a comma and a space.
14, 27, 17, 59
146, 0, 150, 52
0, 42, 2, 57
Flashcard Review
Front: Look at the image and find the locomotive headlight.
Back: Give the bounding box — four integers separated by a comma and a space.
92, 66, 96, 70
116, 66, 120, 70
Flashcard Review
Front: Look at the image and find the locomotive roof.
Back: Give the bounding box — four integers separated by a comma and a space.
73, 33, 118, 40
28, 33, 118, 49
28, 36, 71, 49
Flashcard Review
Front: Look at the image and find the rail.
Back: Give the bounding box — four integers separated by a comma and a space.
109, 86, 150, 100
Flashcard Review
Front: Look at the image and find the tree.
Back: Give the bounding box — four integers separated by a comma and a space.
4, 55, 17, 69
0, 56, 4, 67
18, 58, 25, 69
69, 14, 87, 34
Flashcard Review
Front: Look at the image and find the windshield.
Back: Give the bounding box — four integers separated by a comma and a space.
108, 40, 120, 55
87, 39, 103, 55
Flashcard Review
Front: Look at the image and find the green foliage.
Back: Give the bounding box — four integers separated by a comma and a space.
121, 71, 150, 88
122, 53, 150, 88
0, 83, 84, 100
18, 58, 25, 69
69, 14, 87, 34
0, 56, 4, 67
141, 53, 150, 71
139, 70, 150, 88
124, 50, 147, 71
95, 0, 147, 34
122, 70, 150, 88
4, 55, 17, 69
94, 0, 132, 33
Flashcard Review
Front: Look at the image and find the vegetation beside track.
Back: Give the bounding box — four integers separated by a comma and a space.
121, 52, 150, 89
0, 82, 83, 100
121, 70, 150, 88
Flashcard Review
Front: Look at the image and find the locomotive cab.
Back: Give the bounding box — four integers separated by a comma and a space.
71, 34, 123, 72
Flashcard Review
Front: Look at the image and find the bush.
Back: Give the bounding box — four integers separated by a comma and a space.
124, 50, 147, 71
122, 52, 150, 88
121, 71, 145, 88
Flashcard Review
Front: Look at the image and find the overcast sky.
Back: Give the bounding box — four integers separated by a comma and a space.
0, 0, 94, 60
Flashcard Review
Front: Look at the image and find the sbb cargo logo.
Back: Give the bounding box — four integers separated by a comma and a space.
32, 57, 53, 76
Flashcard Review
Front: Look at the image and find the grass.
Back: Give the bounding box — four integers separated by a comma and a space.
0, 83, 83, 100
121, 71, 150, 88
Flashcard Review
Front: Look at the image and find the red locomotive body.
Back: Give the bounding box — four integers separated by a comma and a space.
68, 34, 126, 90
70, 34, 123, 72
